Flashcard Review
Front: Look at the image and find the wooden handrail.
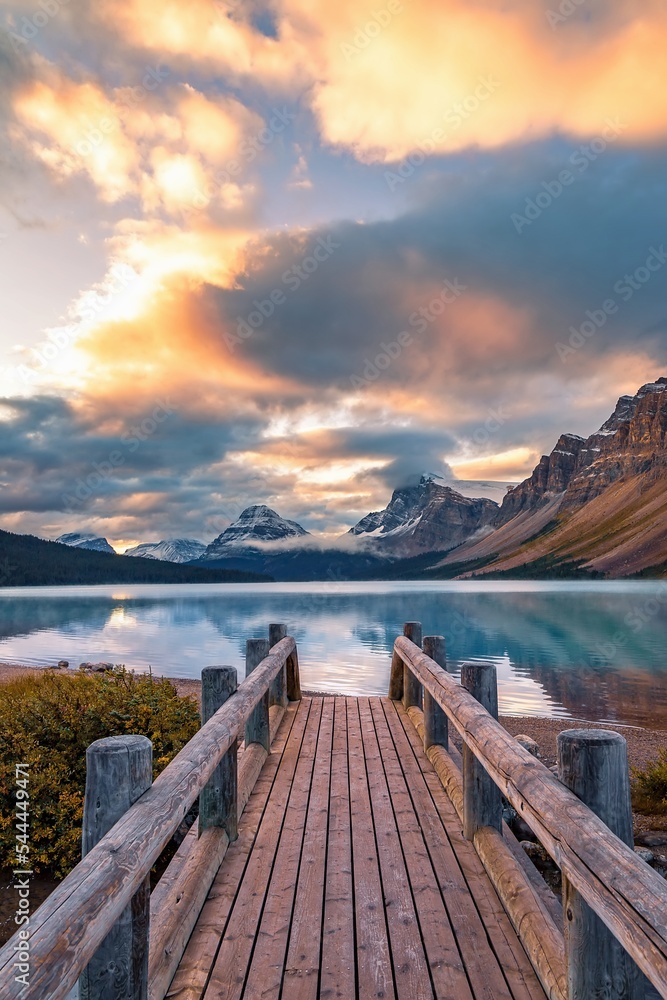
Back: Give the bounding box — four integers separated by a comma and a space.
0, 636, 296, 1000
394, 635, 667, 997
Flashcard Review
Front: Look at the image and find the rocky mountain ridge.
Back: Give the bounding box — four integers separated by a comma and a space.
204, 504, 310, 559
438, 377, 667, 577
498, 378, 667, 525
349, 475, 498, 555
124, 539, 207, 563
56, 532, 115, 554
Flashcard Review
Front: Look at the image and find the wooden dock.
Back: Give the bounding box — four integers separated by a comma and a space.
168, 696, 546, 1000
2, 623, 667, 1000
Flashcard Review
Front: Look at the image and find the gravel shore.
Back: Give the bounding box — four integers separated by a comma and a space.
2, 661, 665, 777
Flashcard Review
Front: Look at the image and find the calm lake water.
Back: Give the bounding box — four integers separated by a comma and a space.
0, 581, 666, 727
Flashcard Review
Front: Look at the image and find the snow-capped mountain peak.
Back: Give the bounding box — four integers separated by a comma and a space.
348, 478, 498, 555
56, 532, 115, 554
204, 505, 310, 558
124, 539, 207, 563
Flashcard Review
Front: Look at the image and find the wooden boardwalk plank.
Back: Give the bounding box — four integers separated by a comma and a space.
320, 697, 356, 1000
200, 698, 313, 999
169, 698, 549, 1000
283, 697, 335, 998
388, 700, 546, 1000
347, 697, 396, 1000
241, 698, 325, 999
357, 698, 433, 1000
367, 699, 474, 1000
382, 699, 519, 1000
166, 702, 299, 1000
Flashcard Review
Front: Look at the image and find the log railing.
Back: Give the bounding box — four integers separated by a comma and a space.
0, 626, 301, 1000
390, 624, 667, 1000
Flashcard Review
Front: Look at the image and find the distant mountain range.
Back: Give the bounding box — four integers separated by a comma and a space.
123, 539, 207, 563
0, 531, 272, 588
44, 377, 667, 580
55, 532, 115, 554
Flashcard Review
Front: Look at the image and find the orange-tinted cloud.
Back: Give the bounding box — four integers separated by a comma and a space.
83, 0, 667, 159
13, 75, 262, 211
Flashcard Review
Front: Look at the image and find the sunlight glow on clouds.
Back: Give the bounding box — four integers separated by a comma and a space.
1, 0, 666, 540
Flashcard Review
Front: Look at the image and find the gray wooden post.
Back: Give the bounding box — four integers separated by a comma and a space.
388, 646, 404, 700
286, 641, 302, 702
423, 636, 448, 752
461, 662, 502, 840
269, 623, 288, 708
402, 621, 423, 711
558, 730, 644, 1000
199, 666, 238, 841
246, 639, 270, 751
79, 735, 152, 1000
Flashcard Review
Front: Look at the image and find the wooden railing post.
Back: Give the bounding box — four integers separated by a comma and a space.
79, 735, 152, 1000
199, 666, 238, 841
422, 636, 447, 752
402, 621, 423, 711
269, 624, 289, 708
389, 648, 404, 700
246, 639, 271, 751
286, 639, 302, 702
461, 662, 502, 840
558, 730, 644, 1000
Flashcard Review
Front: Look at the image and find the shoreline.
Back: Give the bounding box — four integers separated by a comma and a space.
2, 661, 665, 772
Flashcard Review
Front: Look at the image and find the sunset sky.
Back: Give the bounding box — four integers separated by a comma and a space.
1, 0, 666, 549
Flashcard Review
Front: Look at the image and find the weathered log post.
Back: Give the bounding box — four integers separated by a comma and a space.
461, 662, 502, 840
285, 637, 302, 702
246, 639, 271, 751
423, 636, 448, 752
79, 735, 152, 1000
558, 730, 644, 1000
389, 648, 404, 700
402, 621, 423, 711
199, 666, 238, 841
269, 624, 289, 708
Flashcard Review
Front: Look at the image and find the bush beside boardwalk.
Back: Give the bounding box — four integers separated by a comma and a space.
0, 668, 199, 878
0, 662, 665, 946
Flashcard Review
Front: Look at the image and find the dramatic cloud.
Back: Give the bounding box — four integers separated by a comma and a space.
1, 0, 666, 545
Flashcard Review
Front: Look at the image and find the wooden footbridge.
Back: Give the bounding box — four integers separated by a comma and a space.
2, 623, 667, 999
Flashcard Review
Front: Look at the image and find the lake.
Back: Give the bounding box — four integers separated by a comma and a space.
0, 581, 666, 727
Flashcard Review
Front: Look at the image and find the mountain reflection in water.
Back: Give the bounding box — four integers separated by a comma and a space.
0, 581, 665, 727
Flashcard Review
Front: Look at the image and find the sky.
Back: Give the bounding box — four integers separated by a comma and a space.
0, 0, 666, 550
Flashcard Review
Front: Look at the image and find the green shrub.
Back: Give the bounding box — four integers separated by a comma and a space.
0, 669, 200, 878
632, 749, 667, 814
